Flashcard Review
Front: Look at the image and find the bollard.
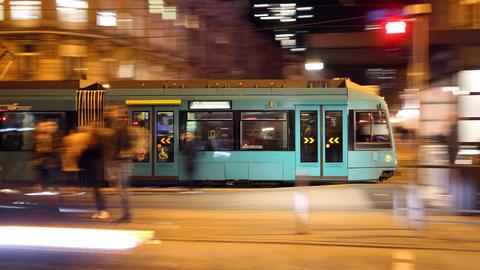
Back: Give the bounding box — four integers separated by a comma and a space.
393, 187, 405, 228
406, 183, 425, 231
294, 188, 310, 234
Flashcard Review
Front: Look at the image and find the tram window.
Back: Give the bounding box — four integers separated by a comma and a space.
355, 111, 391, 149
157, 112, 174, 162
131, 111, 150, 163
187, 111, 234, 151
325, 111, 343, 162
240, 111, 288, 151
300, 111, 318, 162
0, 112, 67, 151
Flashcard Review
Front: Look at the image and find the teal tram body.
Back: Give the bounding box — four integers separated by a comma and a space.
0, 79, 396, 185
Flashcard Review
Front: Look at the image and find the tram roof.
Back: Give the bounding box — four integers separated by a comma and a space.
0, 79, 345, 89
0, 79, 378, 96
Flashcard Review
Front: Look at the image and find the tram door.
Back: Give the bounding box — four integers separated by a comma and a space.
295, 105, 347, 180
128, 106, 179, 180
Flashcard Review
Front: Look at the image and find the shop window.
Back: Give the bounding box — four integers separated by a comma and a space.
240, 111, 288, 150
355, 111, 391, 149
186, 112, 233, 151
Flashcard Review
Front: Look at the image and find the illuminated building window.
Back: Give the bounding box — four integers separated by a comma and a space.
97, 11, 117, 26
10, 0, 41, 20
56, 0, 88, 23
148, 0, 177, 20
0, 1, 4, 21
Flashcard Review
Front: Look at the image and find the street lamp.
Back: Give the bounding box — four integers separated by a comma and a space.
305, 62, 324, 71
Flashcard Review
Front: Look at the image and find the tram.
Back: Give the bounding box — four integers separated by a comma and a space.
0, 79, 396, 185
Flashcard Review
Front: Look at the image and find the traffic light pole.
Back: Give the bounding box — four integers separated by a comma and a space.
403, 4, 431, 231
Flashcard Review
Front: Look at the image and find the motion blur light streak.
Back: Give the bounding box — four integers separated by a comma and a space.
0, 227, 154, 250
25, 191, 59, 196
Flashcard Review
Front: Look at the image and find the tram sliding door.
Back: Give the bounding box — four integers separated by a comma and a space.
129, 106, 179, 180
295, 105, 347, 180
322, 105, 347, 179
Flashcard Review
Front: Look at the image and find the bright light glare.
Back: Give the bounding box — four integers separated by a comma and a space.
441, 86, 460, 92
296, 6, 313, 11
298, 15, 314, 18
290, 48, 306, 52
261, 127, 274, 132
0, 227, 154, 250
305, 62, 324, 71
260, 16, 282, 20
25, 191, 59, 196
275, 33, 294, 38
253, 4, 270, 8
396, 109, 419, 119
385, 21, 406, 34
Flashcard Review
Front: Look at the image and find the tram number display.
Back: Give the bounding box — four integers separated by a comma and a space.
325, 111, 343, 162
157, 112, 174, 163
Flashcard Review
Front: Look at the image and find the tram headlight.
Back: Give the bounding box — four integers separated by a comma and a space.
385, 154, 392, 163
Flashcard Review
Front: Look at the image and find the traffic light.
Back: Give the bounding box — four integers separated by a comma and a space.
385, 20, 407, 34
382, 19, 408, 50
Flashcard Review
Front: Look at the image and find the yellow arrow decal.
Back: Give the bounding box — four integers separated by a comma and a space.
334, 137, 340, 144
328, 137, 334, 144
167, 137, 172, 144
309, 137, 314, 144
304, 137, 308, 144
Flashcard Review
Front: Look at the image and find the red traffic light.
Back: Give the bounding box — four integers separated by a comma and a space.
385, 20, 407, 34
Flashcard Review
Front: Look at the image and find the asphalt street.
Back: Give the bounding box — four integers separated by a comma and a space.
0, 184, 478, 270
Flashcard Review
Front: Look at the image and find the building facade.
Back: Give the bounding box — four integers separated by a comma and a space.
0, 0, 284, 81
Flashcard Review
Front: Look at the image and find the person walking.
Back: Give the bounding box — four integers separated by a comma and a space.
104, 105, 135, 222
182, 132, 200, 191
30, 120, 61, 192
78, 125, 109, 219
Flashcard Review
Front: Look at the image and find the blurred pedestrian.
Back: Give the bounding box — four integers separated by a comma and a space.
104, 105, 135, 222
77, 125, 109, 219
446, 123, 458, 165
29, 120, 61, 192
182, 132, 200, 191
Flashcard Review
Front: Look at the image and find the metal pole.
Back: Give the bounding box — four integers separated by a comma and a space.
404, 4, 431, 231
